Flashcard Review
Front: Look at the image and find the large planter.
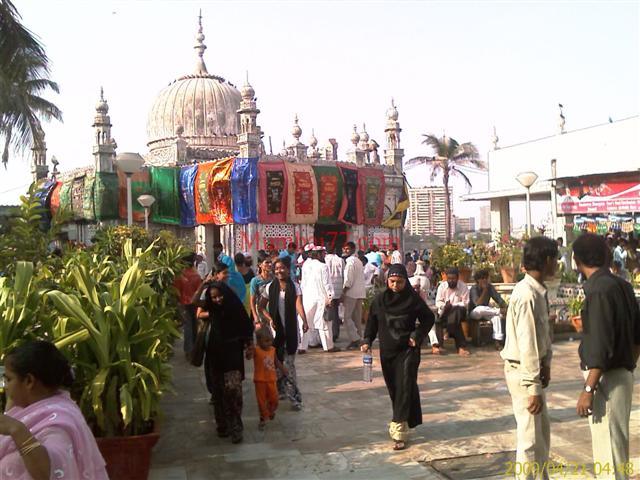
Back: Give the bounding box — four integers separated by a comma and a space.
97, 431, 160, 480
459, 267, 472, 283
570, 315, 583, 333
500, 266, 516, 283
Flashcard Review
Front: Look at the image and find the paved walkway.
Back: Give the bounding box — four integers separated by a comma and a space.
149, 337, 640, 479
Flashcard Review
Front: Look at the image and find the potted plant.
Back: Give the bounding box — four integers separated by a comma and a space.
47, 237, 184, 480
431, 243, 470, 281
494, 233, 523, 283
568, 296, 584, 332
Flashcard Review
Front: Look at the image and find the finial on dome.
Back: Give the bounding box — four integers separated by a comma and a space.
194, 10, 208, 75
351, 124, 360, 146
309, 129, 318, 148
291, 114, 302, 143
360, 123, 369, 143
241, 70, 255, 100
96, 86, 109, 114
386, 98, 399, 121
280, 139, 288, 156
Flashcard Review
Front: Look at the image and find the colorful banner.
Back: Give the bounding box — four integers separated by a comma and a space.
150, 166, 181, 225
209, 158, 234, 225
258, 162, 288, 224
195, 158, 234, 225
558, 179, 640, 214
359, 168, 386, 225
82, 173, 96, 221
285, 163, 318, 224
58, 180, 73, 216
118, 169, 150, 222
179, 165, 198, 227
231, 157, 258, 224
35, 179, 56, 224
382, 178, 410, 228
71, 177, 85, 221
313, 165, 343, 225
338, 166, 362, 225
49, 182, 63, 217
94, 172, 119, 221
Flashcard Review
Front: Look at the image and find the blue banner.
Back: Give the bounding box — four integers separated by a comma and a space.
179, 165, 198, 227
231, 158, 258, 224
35, 179, 57, 225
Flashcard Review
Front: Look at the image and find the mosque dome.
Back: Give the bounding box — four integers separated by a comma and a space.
146, 15, 241, 152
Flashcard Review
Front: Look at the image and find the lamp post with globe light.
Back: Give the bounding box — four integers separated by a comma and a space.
115, 153, 145, 226
137, 194, 155, 232
516, 171, 538, 237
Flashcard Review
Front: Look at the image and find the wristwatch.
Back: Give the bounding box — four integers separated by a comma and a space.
583, 384, 597, 393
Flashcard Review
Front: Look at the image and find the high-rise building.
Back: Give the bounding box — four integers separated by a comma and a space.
479, 205, 491, 230
455, 216, 476, 233
408, 186, 454, 240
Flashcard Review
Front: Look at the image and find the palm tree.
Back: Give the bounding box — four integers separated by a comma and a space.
0, 0, 62, 167
406, 134, 481, 243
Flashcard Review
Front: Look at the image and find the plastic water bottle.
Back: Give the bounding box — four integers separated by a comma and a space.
363, 352, 373, 382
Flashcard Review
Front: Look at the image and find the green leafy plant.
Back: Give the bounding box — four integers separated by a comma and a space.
493, 233, 524, 269
48, 240, 181, 436
568, 296, 584, 317
431, 242, 469, 270
561, 270, 579, 284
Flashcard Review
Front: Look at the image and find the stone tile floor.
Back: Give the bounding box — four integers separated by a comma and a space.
150, 338, 640, 479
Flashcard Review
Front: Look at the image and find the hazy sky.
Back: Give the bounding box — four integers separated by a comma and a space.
3, 0, 639, 227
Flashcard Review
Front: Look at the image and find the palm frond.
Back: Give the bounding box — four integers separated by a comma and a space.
405, 156, 437, 169
450, 166, 474, 191
429, 163, 442, 182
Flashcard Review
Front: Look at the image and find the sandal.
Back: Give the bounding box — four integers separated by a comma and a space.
458, 348, 471, 356
431, 346, 441, 355
393, 440, 406, 451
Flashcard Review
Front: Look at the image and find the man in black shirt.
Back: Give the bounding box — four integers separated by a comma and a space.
572, 233, 640, 477
469, 269, 507, 349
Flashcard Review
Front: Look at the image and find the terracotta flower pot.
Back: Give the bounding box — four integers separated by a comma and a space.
570, 315, 583, 333
459, 267, 472, 283
96, 431, 160, 480
500, 267, 516, 283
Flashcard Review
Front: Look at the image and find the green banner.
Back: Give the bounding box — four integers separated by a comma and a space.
150, 166, 181, 225
313, 165, 343, 224
94, 172, 119, 220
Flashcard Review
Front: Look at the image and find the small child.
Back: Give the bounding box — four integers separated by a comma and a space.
253, 327, 287, 430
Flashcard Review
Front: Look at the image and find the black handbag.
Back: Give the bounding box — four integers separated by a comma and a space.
190, 318, 210, 367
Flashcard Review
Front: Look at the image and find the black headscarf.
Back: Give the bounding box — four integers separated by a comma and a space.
377, 263, 423, 315
203, 281, 253, 343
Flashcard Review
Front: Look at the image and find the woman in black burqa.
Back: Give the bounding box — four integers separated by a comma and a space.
361, 263, 435, 450
197, 281, 254, 443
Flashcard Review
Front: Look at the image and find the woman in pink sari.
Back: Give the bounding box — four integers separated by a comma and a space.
0, 341, 108, 480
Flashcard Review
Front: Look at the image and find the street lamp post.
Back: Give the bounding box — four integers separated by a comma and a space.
115, 153, 145, 226
137, 194, 156, 232
516, 171, 539, 237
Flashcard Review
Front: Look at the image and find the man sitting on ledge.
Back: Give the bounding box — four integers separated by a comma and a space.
435, 267, 471, 356
469, 269, 507, 350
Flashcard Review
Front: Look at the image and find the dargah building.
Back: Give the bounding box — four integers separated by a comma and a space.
32, 16, 408, 261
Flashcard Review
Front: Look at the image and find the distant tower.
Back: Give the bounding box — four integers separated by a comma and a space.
384, 99, 404, 172
92, 87, 116, 173
558, 103, 566, 134
347, 124, 366, 165
491, 126, 499, 151
30, 123, 48, 182
237, 72, 261, 158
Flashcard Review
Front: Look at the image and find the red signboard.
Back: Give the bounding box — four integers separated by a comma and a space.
558, 181, 640, 214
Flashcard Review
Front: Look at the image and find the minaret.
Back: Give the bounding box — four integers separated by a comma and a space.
237, 72, 261, 158
289, 114, 306, 161
194, 10, 208, 75
30, 123, 48, 182
358, 124, 370, 165
92, 87, 116, 173
384, 98, 404, 173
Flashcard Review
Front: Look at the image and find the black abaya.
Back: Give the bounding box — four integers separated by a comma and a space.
364, 284, 434, 428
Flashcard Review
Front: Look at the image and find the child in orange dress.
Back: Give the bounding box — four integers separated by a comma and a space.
254, 327, 287, 430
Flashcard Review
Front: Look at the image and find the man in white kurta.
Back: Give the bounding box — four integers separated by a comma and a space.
300, 247, 338, 352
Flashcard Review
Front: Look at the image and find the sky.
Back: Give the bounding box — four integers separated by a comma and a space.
2, 0, 639, 228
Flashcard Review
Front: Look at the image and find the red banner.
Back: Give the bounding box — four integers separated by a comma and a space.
558, 180, 640, 214
258, 162, 288, 224
285, 163, 318, 224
